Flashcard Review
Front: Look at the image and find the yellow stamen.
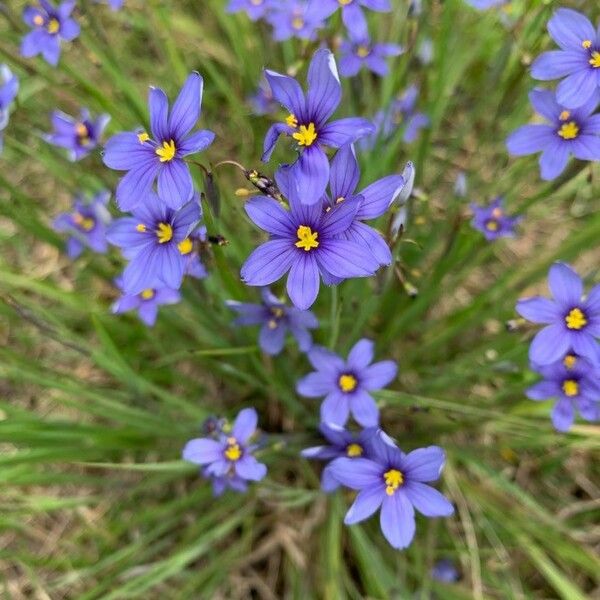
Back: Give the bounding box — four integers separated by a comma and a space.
250, 0, 263, 5
559, 110, 570, 122
485, 220, 499, 232
75, 123, 88, 137
295, 225, 319, 251
562, 379, 579, 397
292, 122, 317, 146
338, 374, 357, 393
335, 196, 345, 204
267, 319, 278, 330
346, 443, 363, 457
563, 354, 577, 369
136, 223, 147, 232
72, 212, 95, 231
47, 18, 59, 34
357, 46, 370, 58
140, 289, 155, 300
491, 207, 503, 219
339, 0, 352, 5
177, 237, 193, 255
156, 222, 173, 244
565, 307, 587, 330
271, 307, 284, 318
590, 51, 600, 68
291, 16, 304, 30
224, 438, 242, 461
384, 469, 404, 496
582, 40, 592, 49
156, 139, 176, 162
33, 14, 44, 26
286, 113, 298, 128
137, 132, 150, 143
558, 121, 579, 140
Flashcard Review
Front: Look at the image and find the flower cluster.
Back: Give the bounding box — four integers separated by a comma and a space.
507, 9, 600, 179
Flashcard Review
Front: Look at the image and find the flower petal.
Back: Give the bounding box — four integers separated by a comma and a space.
506, 124, 554, 156
115, 161, 160, 212
306, 48, 342, 126
316, 238, 378, 278
548, 262, 583, 306
245, 196, 295, 236
319, 117, 375, 148
515, 297, 559, 323
347, 339, 374, 370
241, 240, 296, 286
297, 371, 333, 397
349, 389, 380, 427
547, 8, 596, 51
264, 69, 306, 119
402, 446, 446, 482
404, 482, 454, 517
179, 129, 215, 156
531, 51, 587, 80
320, 390, 350, 426
157, 160, 194, 209
344, 485, 385, 524
358, 175, 405, 219
289, 145, 330, 206
327, 456, 382, 489
529, 324, 571, 365
380, 492, 415, 549
148, 86, 169, 141
235, 455, 267, 481
182, 438, 223, 464
287, 252, 320, 310
551, 397, 574, 432
329, 144, 360, 201
169, 72, 203, 140
360, 360, 397, 391
556, 69, 598, 109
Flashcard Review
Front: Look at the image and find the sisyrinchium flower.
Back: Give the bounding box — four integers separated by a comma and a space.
240, 166, 380, 310
44, 108, 109, 161
301, 423, 377, 492
265, 1, 324, 41
227, 0, 272, 21
527, 352, 600, 432
103, 72, 215, 211
95, 0, 124, 8
21, 0, 80, 67
53, 190, 111, 259
182, 227, 209, 280
531, 8, 600, 109
338, 34, 403, 78
470, 196, 521, 241
297, 339, 397, 427
112, 277, 181, 327
182, 407, 267, 494
463, 0, 506, 9
0, 65, 19, 153
506, 89, 600, 180
226, 287, 319, 355
516, 262, 600, 367
106, 192, 202, 294
431, 559, 460, 583
262, 48, 375, 205
309, 0, 391, 39
248, 77, 278, 116
328, 430, 454, 550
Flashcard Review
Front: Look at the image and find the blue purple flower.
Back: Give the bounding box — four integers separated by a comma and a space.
301, 423, 377, 491
262, 49, 375, 205
470, 197, 521, 241
53, 190, 111, 259
106, 193, 201, 294
531, 9, 600, 109
463, 0, 506, 9
506, 89, 600, 180
240, 167, 380, 310
516, 262, 600, 367
338, 35, 403, 78
0, 65, 19, 153
527, 352, 600, 432
248, 77, 278, 116
21, 0, 80, 66
227, 0, 272, 21
309, 0, 391, 38
182, 408, 267, 494
431, 559, 460, 583
297, 339, 397, 427
265, 1, 324, 41
226, 287, 318, 355
44, 108, 109, 161
328, 430, 454, 549
103, 72, 215, 211
112, 277, 181, 327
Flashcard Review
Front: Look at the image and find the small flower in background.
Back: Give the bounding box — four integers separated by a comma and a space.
200, 415, 227, 436
301, 423, 377, 492
21, 0, 80, 66
506, 89, 600, 181
454, 171, 467, 197
328, 430, 454, 550
53, 190, 111, 259
417, 37, 434, 65
44, 108, 109, 161
248, 77, 278, 116
0, 65, 19, 153
430, 559, 460, 583
463, 0, 507, 9
322, 144, 406, 271
106, 193, 202, 294
262, 48, 375, 205
226, 287, 319, 355
240, 167, 380, 310
297, 339, 397, 427
309, 0, 392, 39
516, 262, 600, 367
338, 34, 403, 78
112, 277, 181, 327
265, 1, 324, 41
103, 72, 215, 211
183, 228, 209, 280
531, 8, 600, 109
527, 353, 600, 432
182, 407, 267, 495
470, 197, 521, 241
227, 0, 272, 21
95, 0, 124, 9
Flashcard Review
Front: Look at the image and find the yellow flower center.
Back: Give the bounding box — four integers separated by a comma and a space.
565, 307, 587, 330
384, 469, 404, 496
346, 443, 363, 457
292, 122, 318, 147
156, 222, 173, 244
250, 0, 263, 5
140, 289, 155, 300
339, 0, 352, 5
292, 16, 304, 30
559, 110, 571, 122
271, 307, 284, 318
563, 354, 577, 369
357, 46, 370, 58
136, 223, 147, 232
156, 139, 176, 162
338, 374, 357, 393
72, 212, 95, 231
335, 196, 345, 204
138, 132, 150, 143
557, 121, 579, 140
267, 319, 278, 329
491, 207, 503, 218
562, 379, 579, 397
224, 437, 242, 461
177, 237, 193, 255
33, 14, 44, 26
582, 40, 592, 49
286, 113, 298, 128
485, 220, 499, 231
295, 225, 319, 251
47, 18, 60, 34
590, 51, 600, 68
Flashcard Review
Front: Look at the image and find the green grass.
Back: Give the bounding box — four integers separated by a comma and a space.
1, 0, 599, 597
